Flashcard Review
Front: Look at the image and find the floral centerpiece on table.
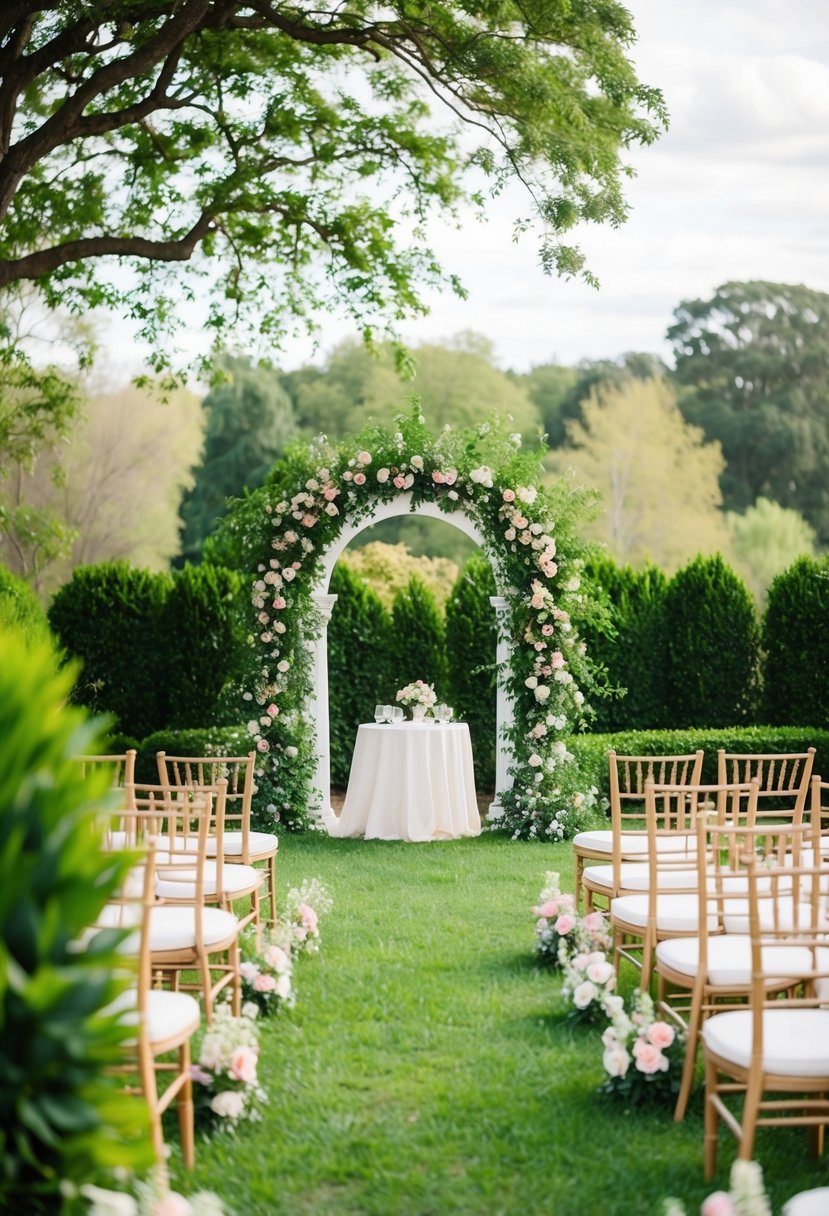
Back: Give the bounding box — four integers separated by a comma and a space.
191, 1003, 265, 1131
239, 928, 294, 1015
395, 679, 438, 710
599, 990, 685, 1105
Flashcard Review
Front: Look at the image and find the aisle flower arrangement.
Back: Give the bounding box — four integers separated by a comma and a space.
211, 404, 607, 840
78, 1180, 228, 1215
599, 990, 685, 1105
663, 1160, 773, 1216
559, 946, 616, 1022
283, 877, 333, 957
192, 1004, 265, 1131
395, 679, 437, 709
239, 929, 294, 1015
531, 871, 577, 965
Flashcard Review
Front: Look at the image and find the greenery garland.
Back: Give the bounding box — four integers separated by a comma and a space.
209, 406, 605, 840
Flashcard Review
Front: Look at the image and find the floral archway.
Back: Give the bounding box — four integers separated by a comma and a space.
216, 407, 601, 840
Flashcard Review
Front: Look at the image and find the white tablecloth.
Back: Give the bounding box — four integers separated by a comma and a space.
331, 722, 481, 842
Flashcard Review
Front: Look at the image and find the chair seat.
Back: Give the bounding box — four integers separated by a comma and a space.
702, 1008, 829, 1076
583, 862, 697, 892
656, 935, 814, 987
107, 987, 201, 1046
611, 892, 715, 932
150, 905, 239, 952
784, 1188, 829, 1216
155, 861, 261, 900
574, 829, 697, 858
155, 831, 278, 858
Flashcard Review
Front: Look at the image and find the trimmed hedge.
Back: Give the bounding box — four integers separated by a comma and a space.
580, 556, 669, 731
566, 726, 829, 807
137, 725, 314, 833
388, 575, 447, 696
48, 561, 247, 739
663, 554, 760, 727
445, 553, 497, 789
328, 563, 392, 786
0, 564, 49, 644
763, 555, 829, 726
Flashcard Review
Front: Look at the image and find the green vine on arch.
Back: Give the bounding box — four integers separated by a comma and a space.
209, 406, 605, 840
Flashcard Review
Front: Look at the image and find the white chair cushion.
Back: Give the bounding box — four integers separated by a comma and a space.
656, 935, 814, 987
702, 1008, 829, 1076
155, 861, 261, 900
784, 1188, 829, 1216
573, 829, 696, 858
611, 892, 715, 932
150, 905, 239, 951
583, 862, 697, 892
107, 988, 201, 1045
207, 829, 278, 857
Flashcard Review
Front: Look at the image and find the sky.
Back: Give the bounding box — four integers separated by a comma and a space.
101, 0, 829, 379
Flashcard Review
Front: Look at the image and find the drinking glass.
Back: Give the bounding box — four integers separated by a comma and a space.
383, 704, 394, 723
444, 705, 454, 723
391, 706, 403, 724
374, 704, 386, 724
434, 703, 447, 724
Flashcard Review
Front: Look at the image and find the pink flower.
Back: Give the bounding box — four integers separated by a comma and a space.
254, 973, 277, 993
301, 514, 316, 527
240, 961, 259, 982
701, 1193, 736, 1216
537, 900, 560, 919
265, 944, 290, 972
554, 914, 575, 935
323, 487, 339, 501
357, 450, 372, 465
444, 469, 457, 485
586, 959, 614, 985
266, 704, 278, 717
231, 1045, 259, 1083
432, 470, 445, 484
190, 1065, 213, 1086
502, 489, 516, 502
393, 475, 406, 489
152, 1194, 192, 1216
377, 467, 390, 483
299, 903, 318, 933
353, 472, 366, 485
257, 738, 270, 752
274, 596, 286, 610
632, 1039, 668, 1074
531, 593, 545, 609
541, 623, 554, 636
582, 911, 605, 933
647, 1021, 676, 1050
551, 651, 566, 669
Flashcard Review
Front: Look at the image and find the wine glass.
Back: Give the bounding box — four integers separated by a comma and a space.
433, 703, 446, 724
444, 705, 454, 723
383, 704, 394, 723
374, 704, 386, 724
391, 706, 403, 724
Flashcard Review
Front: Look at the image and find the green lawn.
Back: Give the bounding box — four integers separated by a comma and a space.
172, 834, 829, 1215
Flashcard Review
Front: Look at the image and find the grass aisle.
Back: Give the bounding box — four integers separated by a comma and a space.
178, 835, 829, 1215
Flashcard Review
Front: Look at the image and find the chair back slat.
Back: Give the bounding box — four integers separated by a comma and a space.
718, 749, 815, 819
157, 752, 255, 857
75, 750, 136, 788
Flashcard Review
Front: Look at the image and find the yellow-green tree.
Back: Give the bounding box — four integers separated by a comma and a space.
553, 377, 729, 571
340, 541, 460, 613
727, 497, 818, 606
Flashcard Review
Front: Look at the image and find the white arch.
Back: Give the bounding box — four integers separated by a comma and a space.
309, 493, 514, 829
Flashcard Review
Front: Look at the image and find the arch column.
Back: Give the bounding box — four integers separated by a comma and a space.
310, 593, 338, 827
488, 595, 514, 822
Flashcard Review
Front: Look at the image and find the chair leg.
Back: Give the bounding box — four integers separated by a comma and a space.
738, 1072, 763, 1162
703, 1053, 720, 1182
199, 952, 214, 1025
674, 989, 702, 1123
640, 933, 655, 992
575, 852, 584, 912
178, 1041, 195, 1170
137, 1045, 164, 1164
267, 853, 277, 928
809, 1115, 825, 1157
229, 936, 241, 1016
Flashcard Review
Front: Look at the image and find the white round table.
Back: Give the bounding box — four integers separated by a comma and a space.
331, 721, 481, 842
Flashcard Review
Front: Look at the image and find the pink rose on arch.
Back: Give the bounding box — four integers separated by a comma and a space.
323, 487, 339, 501
257, 738, 270, 752
647, 1021, 676, 1050
432, 470, 445, 484
393, 475, 406, 489
531, 593, 545, 609
554, 914, 575, 935
353, 472, 366, 485
253, 973, 277, 994
551, 651, 566, 669
541, 624, 554, 636
301, 514, 317, 527
357, 450, 372, 465
445, 469, 458, 485
274, 596, 286, 610
266, 704, 278, 717
502, 489, 516, 502
231, 1045, 259, 1083
632, 1039, 668, 1074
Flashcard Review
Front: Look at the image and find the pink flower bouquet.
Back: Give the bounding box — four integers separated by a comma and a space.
599, 990, 685, 1106
239, 928, 294, 1016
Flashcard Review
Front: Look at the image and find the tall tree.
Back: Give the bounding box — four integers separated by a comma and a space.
726, 497, 817, 607
553, 377, 729, 571
0, 3, 666, 391
669, 281, 829, 540
179, 354, 296, 562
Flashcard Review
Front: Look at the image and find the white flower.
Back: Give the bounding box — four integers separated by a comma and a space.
79, 1186, 138, 1216
324, 502, 339, 516
242, 1001, 260, 1020
275, 973, 292, 999
469, 465, 493, 487
602, 1046, 630, 1078
448, 490, 459, 500
528, 753, 543, 767
534, 685, 551, 703
210, 1089, 246, 1119
282, 567, 296, 582
517, 485, 538, 504
277, 660, 290, 673
376, 467, 390, 483
524, 676, 538, 689
246, 720, 259, 734
410, 455, 424, 470
573, 980, 598, 1009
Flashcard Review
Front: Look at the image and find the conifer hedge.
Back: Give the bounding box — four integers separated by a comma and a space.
445, 554, 497, 789
763, 555, 829, 726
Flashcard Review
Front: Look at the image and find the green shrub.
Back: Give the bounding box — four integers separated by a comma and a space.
0, 564, 49, 644
327, 564, 392, 786
388, 575, 447, 697
162, 564, 247, 728
0, 629, 151, 1211
580, 556, 669, 731
763, 555, 829, 725
48, 561, 247, 739
566, 725, 829, 806
136, 725, 314, 833
445, 554, 497, 790
663, 554, 760, 727
48, 561, 170, 739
